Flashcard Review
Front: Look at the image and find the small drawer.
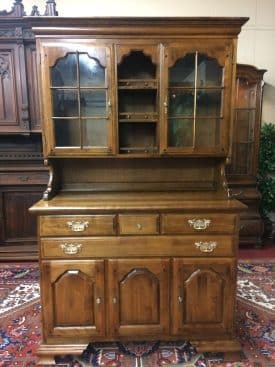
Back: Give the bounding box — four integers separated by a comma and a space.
118, 214, 159, 235
40, 215, 116, 236
161, 213, 237, 234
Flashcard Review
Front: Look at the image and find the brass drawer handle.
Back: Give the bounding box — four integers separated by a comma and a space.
67, 221, 89, 232
60, 243, 82, 255
188, 218, 211, 230
136, 223, 143, 230
96, 297, 101, 304
195, 241, 217, 253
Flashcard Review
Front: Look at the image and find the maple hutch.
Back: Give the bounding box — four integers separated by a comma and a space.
29, 16, 248, 363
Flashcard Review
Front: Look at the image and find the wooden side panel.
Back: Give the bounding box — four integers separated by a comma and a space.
25, 44, 41, 131
3, 191, 41, 241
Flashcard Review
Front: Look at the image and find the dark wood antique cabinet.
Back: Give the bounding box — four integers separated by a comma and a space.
227, 64, 266, 246
29, 17, 247, 363
0, 0, 57, 260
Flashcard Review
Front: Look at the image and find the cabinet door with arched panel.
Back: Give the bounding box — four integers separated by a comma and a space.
107, 258, 169, 337
171, 258, 235, 338
41, 260, 105, 341
160, 40, 234, 156
38, 40, 115, 156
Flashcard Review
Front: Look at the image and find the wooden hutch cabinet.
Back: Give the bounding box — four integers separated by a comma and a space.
29, 17, 247, 363
226, 64, 266, 246
0, 0, 57, 260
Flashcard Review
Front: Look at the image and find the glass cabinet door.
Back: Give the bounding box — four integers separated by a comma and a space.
40, 43, 114, 156
161, 44, 230, 155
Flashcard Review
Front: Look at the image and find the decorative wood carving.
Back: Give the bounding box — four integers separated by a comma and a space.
44, 0, 58, 16
0, 55, 9, 79
0, 0, 25, 17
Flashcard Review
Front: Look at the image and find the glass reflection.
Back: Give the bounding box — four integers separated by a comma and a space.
51, 53, 77, 87
168, 119, 193, 147
52, 90, 78, 117
83, 119, 108, 147
79, 54, 105, 87
169, 54, 195, 87
197, 55, 223, 87
196, 90, 221, 116
54, 119, 80, 147
80, 91, 106, 117
169, 91, 194, 117
196, 119, 220, 147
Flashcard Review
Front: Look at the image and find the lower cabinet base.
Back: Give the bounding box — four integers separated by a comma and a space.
37, 339, 242, 365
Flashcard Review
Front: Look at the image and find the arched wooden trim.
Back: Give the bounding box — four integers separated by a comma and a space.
236, 64, 267, 83
50, 51, 107, 71
120, 267, 159, 285
117, 47, 158, 66
167, 47, 230, 69
53, 269, 91, 284
185, 267, 225, 285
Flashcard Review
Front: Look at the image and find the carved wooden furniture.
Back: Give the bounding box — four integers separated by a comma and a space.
29, 17, 247, 363
0, 0, 57, 260
227, 64, 266, 246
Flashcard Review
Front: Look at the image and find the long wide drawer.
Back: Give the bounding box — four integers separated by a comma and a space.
40, 215, 116, 236
41, 235, 236, 258
161, 213, 237, 234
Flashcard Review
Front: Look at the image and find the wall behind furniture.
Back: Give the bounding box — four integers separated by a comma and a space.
3, 0, 275, 123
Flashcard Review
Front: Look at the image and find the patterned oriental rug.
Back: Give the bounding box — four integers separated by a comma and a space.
0, 262, 274, 367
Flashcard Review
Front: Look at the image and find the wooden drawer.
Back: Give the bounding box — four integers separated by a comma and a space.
41, 235, 235, 258
118, 214, 159, 235
161, 213, 237, 234
0, 172, 48, 185
40, 215, 116, 236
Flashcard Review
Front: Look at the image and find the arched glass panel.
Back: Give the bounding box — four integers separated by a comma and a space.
51, 53, 77, 87
79, 54, 105, 87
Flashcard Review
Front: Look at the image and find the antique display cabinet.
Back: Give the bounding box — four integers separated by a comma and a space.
227, 64, 266, 246
0, 0, 57, 260
29, 17, 247, 363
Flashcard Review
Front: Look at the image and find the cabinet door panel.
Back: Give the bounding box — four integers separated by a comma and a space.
39, 41, 115, 156
171, 258, 235, 338
2, 191, 41, 242
0, 44, 29, 132
160, 40, 233, 155
107, 258, 169, 337
41, 260, 105, 339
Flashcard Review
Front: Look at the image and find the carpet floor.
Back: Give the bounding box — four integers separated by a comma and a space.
0, 262, 274, 367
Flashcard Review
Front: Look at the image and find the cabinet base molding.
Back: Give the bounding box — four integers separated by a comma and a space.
37, 339, 242, 365
193, 339, 242, 353
37, 344, 88, 364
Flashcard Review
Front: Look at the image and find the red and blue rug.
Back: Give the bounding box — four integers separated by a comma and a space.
0, 262, 274, 367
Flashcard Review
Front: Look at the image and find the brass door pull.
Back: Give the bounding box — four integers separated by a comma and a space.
195, 241, 217, 253
60, 243, 82, 255
67, 221, 89, 232
188, 218, 211, 230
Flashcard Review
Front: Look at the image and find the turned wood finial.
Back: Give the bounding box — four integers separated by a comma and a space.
0, 0, 25, 17
30, 5, 40, 16
44, 0, 58, 16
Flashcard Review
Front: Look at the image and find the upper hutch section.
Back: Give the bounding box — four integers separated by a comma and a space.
32, 17, 248, 158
